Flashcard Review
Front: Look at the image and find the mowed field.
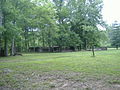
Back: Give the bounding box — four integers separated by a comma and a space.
0, 49, 120, 90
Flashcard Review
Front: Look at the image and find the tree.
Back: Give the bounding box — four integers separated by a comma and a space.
82, 25, 102, 57
0, 0, 106, 57
67, 0, 103, 50
0, 0, 15, 56
110, 21, 120, 49
32, 0, 59, 51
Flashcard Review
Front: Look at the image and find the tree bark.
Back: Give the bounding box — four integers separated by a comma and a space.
24, 27, 29, 52
92, 45, 95, 57
4, 37, 8, 56
116, 45, 119, 50
32, 30, 36, 52
0, 11, 2, 53
79, 44, 82, 51
10, 38, 15, 56
0, 36, 2, 56
0, 36, 1, 51
2, 10, 8, 56
85, 39, 87, 50
42, 31, 45, 48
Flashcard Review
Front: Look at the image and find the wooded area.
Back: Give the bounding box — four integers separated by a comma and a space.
0, 0, 118, 57
1, 1, 120, 89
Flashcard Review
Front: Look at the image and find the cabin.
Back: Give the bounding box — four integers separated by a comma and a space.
95, 47, 107, 51
62, 46, 76, 52
29, 46, 61, 52
87, 47, 107, 51
29, 47, 42, 52
29, 47, 52, 52
29, 46, 76, 52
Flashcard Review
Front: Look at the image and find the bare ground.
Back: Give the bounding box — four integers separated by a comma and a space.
0, 70, 120, 90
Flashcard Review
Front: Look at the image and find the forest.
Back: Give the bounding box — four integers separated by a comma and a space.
1, 0, 120, 89
0, 0, 106, 56
0, 0, 119, 57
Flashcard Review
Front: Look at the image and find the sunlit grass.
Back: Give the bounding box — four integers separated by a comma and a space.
0, 50, 120, 75
0, 49, 120, 89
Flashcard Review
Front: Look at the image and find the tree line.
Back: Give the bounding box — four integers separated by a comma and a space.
0, 0, 106, 56
108, 21, 120, 49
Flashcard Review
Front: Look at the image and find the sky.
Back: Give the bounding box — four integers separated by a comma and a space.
102, 0, 120, 24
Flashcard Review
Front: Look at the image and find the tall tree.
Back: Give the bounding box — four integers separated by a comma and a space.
110, 21, 120, 49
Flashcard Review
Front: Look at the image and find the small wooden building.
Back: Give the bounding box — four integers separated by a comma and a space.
95, 47, 107, 51
29, 46, 76, 52
87, 47, 107, 51
29, 47, 42, 52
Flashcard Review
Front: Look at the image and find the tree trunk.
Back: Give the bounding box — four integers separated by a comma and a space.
32, 30, 36, 52
42, 31, 45, 48
0, 36, 2, 56
92, 45, 95, 57
48, 29, 52, 52
59, 45, 62, 52
20, 39, 22, 52
4, 37, 8, 56
116, 45, 119, 50
2, 8, 8, 56
0, 36, 2, 53
0, 11, 2, 53
80, 44, 82, 51
85, 39, 87, 50
24, 27, 28, 52
10, 38, 15, 56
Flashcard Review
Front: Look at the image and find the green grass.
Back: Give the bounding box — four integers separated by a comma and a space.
0, 49, 120, 89
0, 50, 120, 75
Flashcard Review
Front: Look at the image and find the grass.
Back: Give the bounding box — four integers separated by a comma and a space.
0, 49, 120, 89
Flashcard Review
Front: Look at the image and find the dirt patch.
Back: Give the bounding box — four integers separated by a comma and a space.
0, 71, 120, 90
22, 71, 120, 90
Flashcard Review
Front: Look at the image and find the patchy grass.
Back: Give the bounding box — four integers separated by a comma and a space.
0, 49, 120, 89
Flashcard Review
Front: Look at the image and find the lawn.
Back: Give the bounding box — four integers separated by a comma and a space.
0, 49, 120, 90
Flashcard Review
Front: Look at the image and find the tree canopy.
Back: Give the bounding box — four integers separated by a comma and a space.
0, 0, 107, 56
109, 21, 120, 49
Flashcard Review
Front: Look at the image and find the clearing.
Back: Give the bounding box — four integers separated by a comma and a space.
0, 49, 120, 90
